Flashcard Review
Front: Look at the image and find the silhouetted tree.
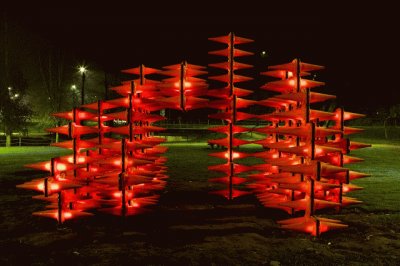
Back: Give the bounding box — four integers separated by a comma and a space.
0, 11, 32, 146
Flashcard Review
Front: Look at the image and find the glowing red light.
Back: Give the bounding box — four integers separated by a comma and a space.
56, 163, 67, 171
224, 152, 240, 159
174, 81, 192, 89
333, 156, 340, 164
130, 201, 139, 207
37, 183, 44, 191
50, 184, 60, 191
306, 224, 314, 233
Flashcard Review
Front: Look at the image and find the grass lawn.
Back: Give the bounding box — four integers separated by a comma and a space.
0, 134, 399, 265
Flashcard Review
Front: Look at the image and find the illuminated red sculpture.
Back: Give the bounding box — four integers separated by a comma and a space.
158, 61, 209, 111
207, 33, 256, 200
17, 35, 370, 237
17, 61, 211, 223
18, 65, 171, 222
249, 59, 370, 236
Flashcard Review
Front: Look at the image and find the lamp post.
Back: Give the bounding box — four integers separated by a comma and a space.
79, 66, 87, 105
71, 84, 77, 108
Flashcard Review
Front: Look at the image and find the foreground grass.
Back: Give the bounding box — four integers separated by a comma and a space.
0, 140, 399, 265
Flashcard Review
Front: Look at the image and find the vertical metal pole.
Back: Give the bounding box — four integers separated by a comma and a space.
81, 72, 86, 105
309, 178, 315, 216
228, 122, 233, 200
57, 192, 62, 224
305, 89, 310, 123
120, 139, 126, 216
128, 94, 133, 142
228, 32, 235, 200
311, 122, 316, 160
97, 100, 103, 154
72, 108, 77, 178
180, 61, 186, 111
139, 64, 144, 86
315, 218, 321, 237
296, 59, 301, 93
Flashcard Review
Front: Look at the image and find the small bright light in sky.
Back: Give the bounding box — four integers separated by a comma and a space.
14, 93, 19, 98
78, 66, 87, 74
261, 51, 267, 58
71, 84, 77, 90
8, 87, 12, 90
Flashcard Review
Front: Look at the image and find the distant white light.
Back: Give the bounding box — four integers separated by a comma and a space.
260, 51, 267, 58
78, 66, 87, 74
14, 93, 19, 98
8, 87, 12, 90
71, 85, 77, 90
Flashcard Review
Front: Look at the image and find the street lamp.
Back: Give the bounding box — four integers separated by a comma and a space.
71, 84, 77, 107
78, 66, 87, 105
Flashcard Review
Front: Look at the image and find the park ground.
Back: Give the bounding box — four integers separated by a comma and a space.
0, 127, 399, 265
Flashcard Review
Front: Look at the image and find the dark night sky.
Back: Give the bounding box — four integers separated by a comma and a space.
5, 4, 398, 113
